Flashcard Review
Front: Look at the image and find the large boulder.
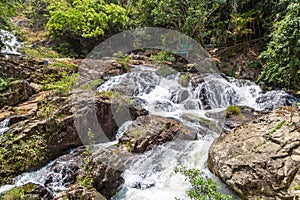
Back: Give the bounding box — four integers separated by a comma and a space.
53, 184, 106, 200
208, 107, 300, 199
0, 80, 36, 108
119, 115, 197, 153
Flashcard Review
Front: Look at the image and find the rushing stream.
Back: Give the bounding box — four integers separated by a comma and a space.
0, 118, 10, 136
0, 30, 21, 56
0, 64, 298, 199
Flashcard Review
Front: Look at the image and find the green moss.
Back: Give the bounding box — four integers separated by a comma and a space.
22, 46, 60, 59
179, 73, 189, 87
151, 50, 176, 63
128, 128, 147, 139
41, 72, 78, 95
225, 105, 242, 117
0, 183, 41, 200
0, 133, 47, 185
80, 79, 104, 91
0, 78, 11, 92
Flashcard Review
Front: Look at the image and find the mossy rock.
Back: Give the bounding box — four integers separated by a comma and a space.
0, 183, 51, 200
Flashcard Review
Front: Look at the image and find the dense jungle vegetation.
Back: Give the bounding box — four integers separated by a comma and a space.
0, 0, 299, 93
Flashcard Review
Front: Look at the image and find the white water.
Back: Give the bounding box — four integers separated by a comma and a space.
97, 65, 297, 200
0, 30, 21, 56
0, 152, 79, 196
0, 118, 10, 136
0, 65, 298, 199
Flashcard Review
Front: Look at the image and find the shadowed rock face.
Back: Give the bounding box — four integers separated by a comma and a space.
208, 107, 300, 200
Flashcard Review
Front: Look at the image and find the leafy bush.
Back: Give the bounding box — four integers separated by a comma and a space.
258, 2, 300, 90
47, 0, 128, 56
42, 72, 78, 95
0, 78, 10, 92
151, 50, 176, 63
225, 105, 241, 117
175, 166, 232, 200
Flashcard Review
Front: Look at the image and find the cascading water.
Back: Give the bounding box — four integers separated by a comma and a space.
0, 118, 10, 136
97, 65, 297, 200
0, 64, 298, 199
0, 150, 79, 196
0, 30, 21, 56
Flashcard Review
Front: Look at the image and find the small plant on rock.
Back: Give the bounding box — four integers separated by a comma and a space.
225, 105, 241, 117
175, 166, 232, 200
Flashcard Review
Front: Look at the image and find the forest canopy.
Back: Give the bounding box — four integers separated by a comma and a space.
0, 0, 299, 91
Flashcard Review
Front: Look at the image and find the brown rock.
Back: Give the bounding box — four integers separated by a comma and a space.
53, 184, 106, 200
208, 107, 300, 199
119, 115, 197, 153
0, 80, 35, 108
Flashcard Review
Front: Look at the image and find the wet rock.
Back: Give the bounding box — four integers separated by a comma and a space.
78, 59, 127, 83
119, 115, 197, 153
0, 182, 52, 200
256, 90, 299, 111
89, 148, 125, 198
208, 107, 300, 199
189, 73, 205, 88
53, 184, 106, 200
224, 106, 265, 131
74, 93, 148, 143
0, 80, 35, 108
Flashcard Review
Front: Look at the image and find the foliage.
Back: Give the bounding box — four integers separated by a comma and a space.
225, 105, 241, 117
151, 50, 176, 63
258, 2, 300, 90
22, 46, 60, 59
0, 133, 47, 184
175, 166, 232, 200
0, 78, 11, 92
1, 183, 38, 200
80, 79, 104, 91
0, 0, 21, 49
254, 120, 286, 149
179, 73, 189, 87
128, 0, 223, 44
78, 128, 95, 188
46, 0, 128, 56
41, 72, 78, 95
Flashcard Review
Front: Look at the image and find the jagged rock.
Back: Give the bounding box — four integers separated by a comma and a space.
89, 148, 125, 198
208, 107, 300, 199
0, 60, 78, 84
119, 115, 197, 153
74, 94, 148, 143
0, 80, 35, 107
53, 184, 106, 200
224, 106, 265, 131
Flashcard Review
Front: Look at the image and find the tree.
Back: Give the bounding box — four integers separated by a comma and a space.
258, 2, 300, 90
46, 0, 128, 56
127, 0, 223, 44
0, 0, 20, 50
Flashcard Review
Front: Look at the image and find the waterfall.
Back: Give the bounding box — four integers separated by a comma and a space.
0, 64, 298, 199
98, 65, 297, 200
0, 118, 10, 136
0, 151, 79, 196
0, 30, 21, 56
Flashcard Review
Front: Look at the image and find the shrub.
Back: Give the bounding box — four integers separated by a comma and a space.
0, 78, 10, 92
175, 166, 232, 200
258, 2, 300, 90
225, 105, 241, 117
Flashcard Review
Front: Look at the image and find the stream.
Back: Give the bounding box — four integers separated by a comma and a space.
0, 64, 298, 199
